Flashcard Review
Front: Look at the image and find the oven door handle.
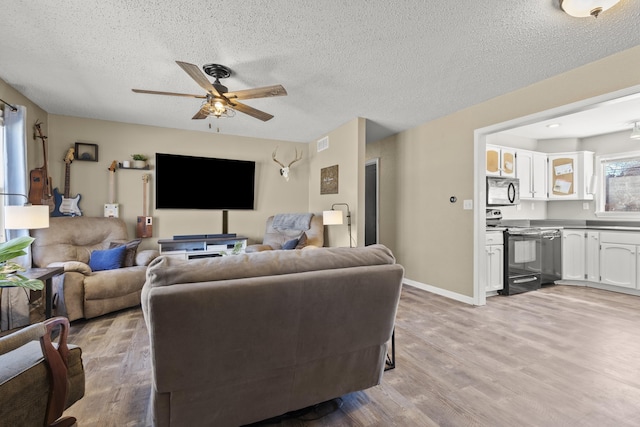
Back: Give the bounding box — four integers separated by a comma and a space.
513, 277, 538, 284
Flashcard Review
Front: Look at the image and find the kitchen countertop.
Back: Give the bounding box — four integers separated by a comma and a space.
496, 219, 640, 232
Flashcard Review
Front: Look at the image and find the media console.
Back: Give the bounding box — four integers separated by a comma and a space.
158, 235, 248, 260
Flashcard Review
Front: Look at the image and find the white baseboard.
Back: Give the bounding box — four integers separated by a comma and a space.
403, 278, 475, 305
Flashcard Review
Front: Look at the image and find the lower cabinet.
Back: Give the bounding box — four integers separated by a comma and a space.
486, 232, 504, 292
600, 242, 636, 288
586, 231, 600, 282
562, 230, 640, 292
562, 230, 586, 280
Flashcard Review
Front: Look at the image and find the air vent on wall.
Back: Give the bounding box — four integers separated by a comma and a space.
317, 136, 329, 152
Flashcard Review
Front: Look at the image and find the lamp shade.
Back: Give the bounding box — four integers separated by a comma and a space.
4, 205, 50, 229
560, 0, 620, 17
322, 210, 343, 225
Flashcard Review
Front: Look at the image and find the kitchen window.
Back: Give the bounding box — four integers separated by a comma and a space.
597, 151, 640, 217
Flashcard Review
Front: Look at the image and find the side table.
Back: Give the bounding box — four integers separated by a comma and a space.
23, 267, 64, 319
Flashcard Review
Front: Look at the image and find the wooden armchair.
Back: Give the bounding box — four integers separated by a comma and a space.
0, 317, 85, 427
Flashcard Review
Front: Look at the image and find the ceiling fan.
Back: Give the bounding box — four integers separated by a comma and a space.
132, 61, 287, 122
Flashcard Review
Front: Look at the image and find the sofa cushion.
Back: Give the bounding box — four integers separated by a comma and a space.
30, 217, 130, 267
282, 238, 299, 250
89, 245, 126, 271
294, 232, 308, 249
145, 244, 396, 289
109, 239, 141, 267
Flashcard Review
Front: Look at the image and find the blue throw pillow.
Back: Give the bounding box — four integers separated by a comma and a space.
282, 238, 299, 250
89, 245, 126, 271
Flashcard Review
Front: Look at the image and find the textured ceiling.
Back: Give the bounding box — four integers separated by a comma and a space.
1, 1, 640, 143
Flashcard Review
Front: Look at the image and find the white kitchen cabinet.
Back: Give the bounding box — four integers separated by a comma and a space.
486, 145, 516, 177
485, 232, 504, 292
600, 243, 636, 288
516, 150, 547, 200
562, 229, 586, 280
548, 151, 595, 200
586, 231, 600, 282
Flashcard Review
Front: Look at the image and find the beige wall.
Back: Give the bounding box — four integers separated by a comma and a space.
47, 115, 309, 250
371, 45, 640, 298
308, 118, 365, 247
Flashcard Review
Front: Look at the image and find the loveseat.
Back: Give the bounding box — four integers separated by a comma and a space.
141, 244, 404, 427
245, 213, 323, 252
30, 217, 159, 321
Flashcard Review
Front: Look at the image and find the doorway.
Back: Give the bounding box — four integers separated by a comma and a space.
365, 158, 379, 246
474, 84, 640, 306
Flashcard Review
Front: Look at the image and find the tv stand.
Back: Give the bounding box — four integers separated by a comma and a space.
158, 235, 248, 260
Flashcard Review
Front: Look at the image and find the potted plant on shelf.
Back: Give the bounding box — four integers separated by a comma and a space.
0, 236, 44, 290
131, 154, 148, 169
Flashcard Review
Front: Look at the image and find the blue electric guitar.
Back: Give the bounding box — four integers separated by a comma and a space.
52, 148, 82, 217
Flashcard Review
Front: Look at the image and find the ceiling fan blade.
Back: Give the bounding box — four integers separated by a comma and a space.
175, 61, 221, 97
192, 107, 209, 120
225, 85, 287, 100
132, 89, 206, 98
230, 101, 274, 122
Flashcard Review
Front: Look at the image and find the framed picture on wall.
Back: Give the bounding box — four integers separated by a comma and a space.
75, 142, 98, 162
321, 164, 339, 194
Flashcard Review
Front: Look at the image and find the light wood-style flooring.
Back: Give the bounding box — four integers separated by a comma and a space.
62, 285, 640, 426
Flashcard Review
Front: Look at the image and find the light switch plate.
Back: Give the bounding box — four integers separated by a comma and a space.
463, 199, 473, 210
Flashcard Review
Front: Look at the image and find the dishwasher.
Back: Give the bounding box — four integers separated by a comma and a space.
540, 228, 562, 285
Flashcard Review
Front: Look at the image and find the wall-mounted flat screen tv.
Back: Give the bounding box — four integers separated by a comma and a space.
155, 152, 255, 210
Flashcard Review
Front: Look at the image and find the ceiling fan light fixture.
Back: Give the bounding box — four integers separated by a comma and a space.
202, 100, 235, 119
630, 122, 640, 140
560, 0, 621, 18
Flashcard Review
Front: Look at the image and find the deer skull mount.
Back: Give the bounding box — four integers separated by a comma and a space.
272, 147, 303, 182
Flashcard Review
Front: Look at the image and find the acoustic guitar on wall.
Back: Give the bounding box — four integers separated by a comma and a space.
52, 148, 82, 217
28, 120, 54, 212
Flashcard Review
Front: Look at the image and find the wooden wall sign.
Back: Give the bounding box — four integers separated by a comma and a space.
321, 165, 339, 194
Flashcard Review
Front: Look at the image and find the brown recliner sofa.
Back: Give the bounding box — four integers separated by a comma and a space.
141, 244, 403, 427
30, 217, 159, 321
245, 213, 323, 252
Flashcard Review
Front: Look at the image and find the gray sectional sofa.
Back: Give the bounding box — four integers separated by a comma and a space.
141, 244, 404, 427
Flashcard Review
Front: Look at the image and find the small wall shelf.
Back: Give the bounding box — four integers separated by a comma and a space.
118, 162, 150, 170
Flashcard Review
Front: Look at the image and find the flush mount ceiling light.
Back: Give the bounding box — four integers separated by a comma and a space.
630, 122, 640, 140
560, 0, 621, 18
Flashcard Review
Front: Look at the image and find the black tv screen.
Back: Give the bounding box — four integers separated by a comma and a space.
155, 153, 255, 210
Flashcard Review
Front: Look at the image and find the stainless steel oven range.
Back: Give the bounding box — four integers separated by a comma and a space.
500, 227, 562, 295
501, 227, 542, 295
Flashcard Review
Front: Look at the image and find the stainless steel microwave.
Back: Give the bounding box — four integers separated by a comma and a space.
487, 176, 520, 206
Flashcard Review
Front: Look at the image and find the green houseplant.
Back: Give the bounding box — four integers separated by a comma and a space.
131, 154, 148, 168
0, 235, 44, 290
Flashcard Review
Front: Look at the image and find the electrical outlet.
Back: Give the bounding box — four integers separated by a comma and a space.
463, 199, 473, 210
583, 202, 590, 210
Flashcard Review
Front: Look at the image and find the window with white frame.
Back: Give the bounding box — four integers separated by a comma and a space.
597, 151, 640, 216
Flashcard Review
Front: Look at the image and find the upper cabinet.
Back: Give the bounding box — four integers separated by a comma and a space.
486, 145, 516, 177
547, 151, 595, 200
516, 150, 547, 200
